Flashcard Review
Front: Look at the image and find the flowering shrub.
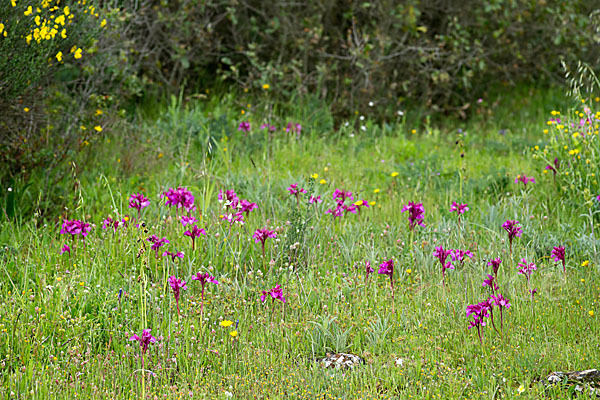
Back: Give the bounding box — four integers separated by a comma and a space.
0, 0, 94, 100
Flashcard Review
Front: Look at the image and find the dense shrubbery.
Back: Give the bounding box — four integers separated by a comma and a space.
119, 0, 599, 117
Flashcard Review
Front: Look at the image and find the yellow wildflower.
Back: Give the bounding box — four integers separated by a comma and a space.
319, 179, 326, 184
24, 6, 33, 16
74, 47, 82, 59
391, 172, 399, 177
94, 125, 102, 132
262, 84, 270, 90
220, 320, 233, 327
230, 330, 238, 338
55, 51, 62, 62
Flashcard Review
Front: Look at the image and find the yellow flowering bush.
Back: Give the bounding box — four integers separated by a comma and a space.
0, 0, 97, 100
0, 1, 115, 217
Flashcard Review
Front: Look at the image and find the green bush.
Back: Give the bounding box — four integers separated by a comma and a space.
116, 0, 599, 118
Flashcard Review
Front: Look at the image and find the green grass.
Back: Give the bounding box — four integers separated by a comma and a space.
1, 88, 600, 399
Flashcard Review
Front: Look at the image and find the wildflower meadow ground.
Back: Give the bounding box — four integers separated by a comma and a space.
1, 90, 600, 399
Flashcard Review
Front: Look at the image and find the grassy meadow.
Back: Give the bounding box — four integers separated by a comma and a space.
2, 87, 600, 399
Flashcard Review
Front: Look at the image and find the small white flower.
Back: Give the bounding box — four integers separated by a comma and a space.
360, 126, 366, 131
368, 101, 374, 107
395, 358, 404, 366
8, 188, 12, 192
224, 390, 233, 398
397, 110, 404, 116
359, 115, 365, 121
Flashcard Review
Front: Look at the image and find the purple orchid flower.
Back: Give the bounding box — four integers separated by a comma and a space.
378, 259, 395, 303
161, 187, 195, 212
434, 246, 453, 287
325, 205, 345, 219
545, 158, 559, 178
102, 216, 128, 232
491, 293, 511, 334
309, 195, 322, 204
60, 219, 92, 239
147, 235, 169, 258
401, 202, 425, 230
287, 183, 307, 205
501, 220, 522, 254
183, 225, 206, 250
238, 121, 251, 132
260, 123, 276, 132
60, 244, 70, 255
128, 193, 149, 218
450, 249, 473, 265
333, 189, 354, 203
551, 246, 566, 274
168, 276, 187, 317
466, 301, 491, 344
517, 259, 537, 284
239, 199, 258, 216
260, 284, 286, 304
129, 328, 156, 369
191, 272, 219, 313
220, 211, 245, 228
450, 202, 469, 215
365, 261, 374, 285
180, 215, 197, 226
482, 274, 499, 294
253, 227, 277, 259
218, 189, 240, 209
488, 258, 502, 277
515, 174, 535, 187
162, 251, 184, 262
285, 122, 302, 137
